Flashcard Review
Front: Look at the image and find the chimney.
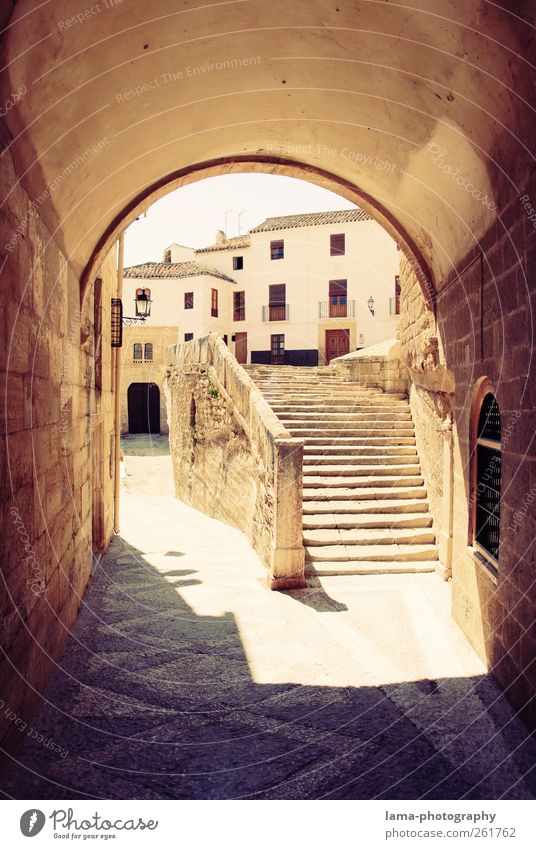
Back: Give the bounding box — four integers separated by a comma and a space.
215, 230, 226, 245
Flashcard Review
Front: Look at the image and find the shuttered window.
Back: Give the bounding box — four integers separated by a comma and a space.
330, 233, 345, 255
270, 240, 284, 260
211, 288, 218, 317
233, 291, 245, 321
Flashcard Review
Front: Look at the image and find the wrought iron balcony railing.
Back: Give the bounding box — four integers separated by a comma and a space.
262, 304, 290, 322
318, 299, 356, 319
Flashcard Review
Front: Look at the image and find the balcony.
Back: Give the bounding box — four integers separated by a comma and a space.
318, 300, 356, 319
262, 304, 289, 322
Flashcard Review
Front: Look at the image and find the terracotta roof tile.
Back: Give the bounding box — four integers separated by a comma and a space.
123, 261, 236, 283
249, 209, 371, 233
195, 235, 250, 253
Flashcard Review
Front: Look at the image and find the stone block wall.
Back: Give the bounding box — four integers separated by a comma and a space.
436, 189, 536, 728
0, 140, 116, 763
331, 339, 406, 393
165, 334, 305, 589
398, 186, 536, 728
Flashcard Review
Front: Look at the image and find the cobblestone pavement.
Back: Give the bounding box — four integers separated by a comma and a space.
2, 437, 536, 800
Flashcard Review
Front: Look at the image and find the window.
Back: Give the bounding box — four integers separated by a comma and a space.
184, 292, 194, 309
270, 239, 284, 260
211, 288, 218, 317
271, 334, 285, 365
164, 249, 172, 263
359, 333, 365, 346
269, 284, 286, 321
390, 275, 401, 315
330, 233, 345, 256
133, 342, 142, 361
233, 256, 244, 270
184, 333, 194, 342
233, 291, 246, 321
471, 382, 501, 570
329, 279, 347, 317
144, 342, 153, 361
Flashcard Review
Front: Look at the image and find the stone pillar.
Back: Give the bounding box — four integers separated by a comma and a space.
436, 413, 454, 580
270, 437, 307, 590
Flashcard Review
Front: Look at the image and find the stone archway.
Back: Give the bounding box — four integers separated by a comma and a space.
1, 0, 536, 756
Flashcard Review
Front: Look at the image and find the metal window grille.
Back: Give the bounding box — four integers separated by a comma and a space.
475, 394, 501, 563
111, 298, 123, 347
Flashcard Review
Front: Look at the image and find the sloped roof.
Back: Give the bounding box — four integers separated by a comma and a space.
123, 261, 236, 283
249, 209, 371, 233
195, 235, 251, 253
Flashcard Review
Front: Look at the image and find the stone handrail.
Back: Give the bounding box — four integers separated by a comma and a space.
166, 333, 305, 590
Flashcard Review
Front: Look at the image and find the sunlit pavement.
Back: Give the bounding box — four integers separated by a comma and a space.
3, 437, 536, 800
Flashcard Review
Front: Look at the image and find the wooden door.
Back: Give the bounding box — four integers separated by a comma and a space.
325, 329, 350, 363
235, 332, 247, 364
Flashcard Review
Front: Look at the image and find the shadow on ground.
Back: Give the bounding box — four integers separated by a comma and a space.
1, 536, 536, 801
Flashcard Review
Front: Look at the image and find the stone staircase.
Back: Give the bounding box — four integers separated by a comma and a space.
245, 364, 438, 576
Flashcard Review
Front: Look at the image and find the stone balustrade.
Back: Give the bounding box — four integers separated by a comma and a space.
164, 333, 306, 589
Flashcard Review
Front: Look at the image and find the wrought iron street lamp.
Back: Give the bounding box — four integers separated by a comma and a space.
367, 296, 375, 316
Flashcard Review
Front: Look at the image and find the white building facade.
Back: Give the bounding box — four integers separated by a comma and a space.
123, 209, 400, 373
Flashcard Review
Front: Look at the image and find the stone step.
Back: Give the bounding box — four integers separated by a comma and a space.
303, 464, 421, 477
302, 484, 427, 500
278, 412, 413, 422
270, 408, 411, 418
303, 445, 418, 456
286, 427, 416, 438
302, 497, 430, 514
301, 436, 417, 446
304, 542, 439, 562
303, 527, 436, 546
303, 475, 424, 489
306, 560, 439, 575
302, 512, 433, 529
284, 417, 413, 426
303, 455, 420, 466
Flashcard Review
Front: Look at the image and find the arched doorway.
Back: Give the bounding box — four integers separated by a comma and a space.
127, 383, 160, 434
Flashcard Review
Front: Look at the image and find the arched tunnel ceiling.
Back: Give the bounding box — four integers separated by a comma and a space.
1, 0, 535, 288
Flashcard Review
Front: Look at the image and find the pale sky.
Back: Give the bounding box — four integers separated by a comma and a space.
123, 173, 357, 266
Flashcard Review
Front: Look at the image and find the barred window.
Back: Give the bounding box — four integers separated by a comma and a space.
133, 343, 142, 361
472, 386, 501, 570
144, 343, 153, 361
